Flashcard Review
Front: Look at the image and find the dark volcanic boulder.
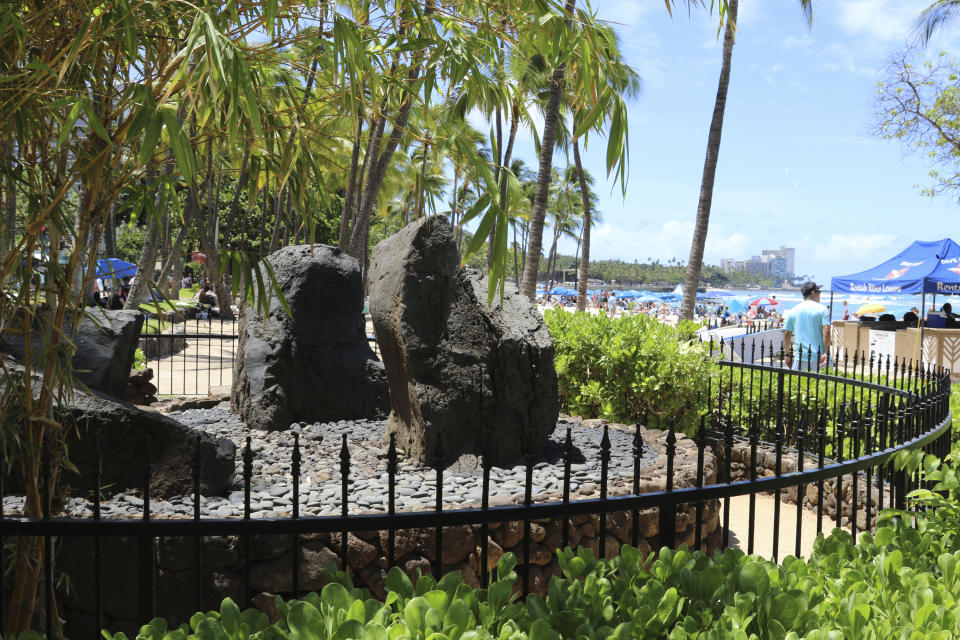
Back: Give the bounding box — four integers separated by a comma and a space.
1, 308, 143, 399
368, 216, 558, 467
60, 389, 236, 496
232, 244, 389, 430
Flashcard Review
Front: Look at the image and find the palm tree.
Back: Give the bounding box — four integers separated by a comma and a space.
518, 0, 578, 299
679, 0, 811, 320
545, 167, 583, 293
916, 1, 960, 42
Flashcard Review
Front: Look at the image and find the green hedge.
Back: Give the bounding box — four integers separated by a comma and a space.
544, 309, 715, 434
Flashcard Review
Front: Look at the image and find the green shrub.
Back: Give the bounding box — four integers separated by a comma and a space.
133, 347, 147, 370
544, 309, 717, 433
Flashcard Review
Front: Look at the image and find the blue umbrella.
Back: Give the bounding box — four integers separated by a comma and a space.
96, 258, 137, 279
635, 293, 662, 302
727, 297, 751, 315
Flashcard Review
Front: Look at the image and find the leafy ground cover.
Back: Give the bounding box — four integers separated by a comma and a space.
81, 452, 960, 640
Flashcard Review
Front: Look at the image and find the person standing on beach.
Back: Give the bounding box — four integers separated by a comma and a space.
783, 281, 831, 370
608, 290, 617, 318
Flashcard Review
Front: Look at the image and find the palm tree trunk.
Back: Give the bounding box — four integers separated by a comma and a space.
519, 0, 576, 299
156, 191, 199, 301
125, 159, 171, 309
104, 200, 117, 258
512, 223, 520, 286
680, 0, 737, 321
573, 139, 592, 312
348, 78, 418, 262
2, 140, 15, 262
338, 114, 364, 250
269, 187, 283, 254
546, 229, 561, 293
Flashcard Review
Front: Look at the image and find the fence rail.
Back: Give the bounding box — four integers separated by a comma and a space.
0, 343, 952, 638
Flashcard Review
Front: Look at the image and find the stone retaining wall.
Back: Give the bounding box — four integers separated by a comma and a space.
57, 425, 721, 637
139, 325, 188, 358
728, 440, 883, 532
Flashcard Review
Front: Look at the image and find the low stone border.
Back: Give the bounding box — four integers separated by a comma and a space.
728, 440, 884, 532
54, 420, 721, 636
139, 325, 188, 358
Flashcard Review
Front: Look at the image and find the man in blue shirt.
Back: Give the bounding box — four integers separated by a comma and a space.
783, 282, 831, 370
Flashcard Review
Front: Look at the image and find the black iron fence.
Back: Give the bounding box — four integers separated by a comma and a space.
139, 314, 380, 397
702, 318, 779, 333
0, 346, 951, 638
139, 316, 238, 396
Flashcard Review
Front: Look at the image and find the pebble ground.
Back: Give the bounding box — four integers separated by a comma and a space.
2, 408, 658, 519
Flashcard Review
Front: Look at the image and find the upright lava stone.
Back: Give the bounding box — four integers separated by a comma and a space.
232, 245, 389, 430
368, 216, 558, 468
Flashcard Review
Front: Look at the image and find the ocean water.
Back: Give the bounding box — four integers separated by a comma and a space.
696, 289, 937, 321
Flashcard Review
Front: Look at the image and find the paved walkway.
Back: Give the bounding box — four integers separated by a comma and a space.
725, 493, 822, 560
151, 318, 236, 396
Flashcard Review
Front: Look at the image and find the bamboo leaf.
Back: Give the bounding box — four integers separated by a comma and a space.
203, 14, 226, 82
461, 199, 498, 265
160, 109, 194, 181
55, 99, 85, 149
138, 113, 164, 166
457, 191, 491, 227
237, 58, 265, 139
80, 100, 111, 143
573, 86, 611, 139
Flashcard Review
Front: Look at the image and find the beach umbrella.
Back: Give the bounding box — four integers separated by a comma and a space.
727, 297, 751, 314
95, 257, 137, 279
749, 296, 780, 307
857, 302, 886, 315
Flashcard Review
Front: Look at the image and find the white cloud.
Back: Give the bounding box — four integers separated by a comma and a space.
835, 0, 926, 43
820, 42, 878, 76
566, 220, 748, 266
812, 233, 899, 263
781, 33, 814, 49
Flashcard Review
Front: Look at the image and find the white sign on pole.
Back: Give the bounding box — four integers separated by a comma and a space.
869, 329, 896, 360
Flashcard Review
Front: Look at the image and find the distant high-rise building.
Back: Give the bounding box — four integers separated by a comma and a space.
762, 246, 795, 278
720, 250, 792, 283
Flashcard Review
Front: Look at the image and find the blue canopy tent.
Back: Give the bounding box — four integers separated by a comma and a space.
831, 238, 960, 346
831, 238, 960, 296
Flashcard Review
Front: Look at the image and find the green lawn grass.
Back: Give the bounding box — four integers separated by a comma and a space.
138, 299, 193, 314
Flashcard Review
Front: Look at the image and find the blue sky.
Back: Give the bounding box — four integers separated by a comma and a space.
477, 0, 960, 284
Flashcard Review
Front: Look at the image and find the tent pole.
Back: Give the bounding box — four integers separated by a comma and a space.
920, 291, 926, 365
933, 293, 937, 311
828, 291, 834, 322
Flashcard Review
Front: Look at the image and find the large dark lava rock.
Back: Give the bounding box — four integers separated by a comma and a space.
1, 308, 143, 399
61, 389, 236, 497
232, 244, 389, 430
368, 216, 558, 467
